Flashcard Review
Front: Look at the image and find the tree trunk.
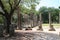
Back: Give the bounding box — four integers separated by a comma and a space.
17, 13, 22, 30
17, 6, 22, 30
36, 15, 39, 26
6, 16, 11, 34
30, 13, 34, 27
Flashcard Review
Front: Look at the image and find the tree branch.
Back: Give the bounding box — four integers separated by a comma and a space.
9, 0, 12, 10
10, 0, 21, 16
15, 0, 21, 7
0, 0, 8, 14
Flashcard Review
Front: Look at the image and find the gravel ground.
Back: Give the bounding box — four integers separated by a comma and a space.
0, 31, 60, 40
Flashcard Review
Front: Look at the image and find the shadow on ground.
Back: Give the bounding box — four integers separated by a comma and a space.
0, 31, 60, 40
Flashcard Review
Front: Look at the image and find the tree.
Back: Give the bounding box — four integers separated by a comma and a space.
17, 6, 23, 30
51, 8, 59, 23
14, 0, 23, 30
0, 0, 21, 36
30, 4, 36, 27
0, 0, 40, 36
20, 0, 40, 28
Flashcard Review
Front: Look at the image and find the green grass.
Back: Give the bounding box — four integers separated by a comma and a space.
42, 24, 60, 28
42, 24, 60, 26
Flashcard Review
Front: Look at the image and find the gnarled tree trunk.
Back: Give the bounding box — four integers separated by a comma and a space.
6, 16, 11, 34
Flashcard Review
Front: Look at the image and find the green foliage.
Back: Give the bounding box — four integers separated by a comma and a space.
21, 0, 40, 7
0, 0, 59, 24
0, 0, 40, 14
1, 0, 11, 13
0, 15, 4, 24
39, 6, 48, 13
39, 7, 48, 23
39, 6, 59, 23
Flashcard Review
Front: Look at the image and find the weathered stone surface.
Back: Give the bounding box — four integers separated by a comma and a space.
49, 25, 55, 31
37, 26, 43, 31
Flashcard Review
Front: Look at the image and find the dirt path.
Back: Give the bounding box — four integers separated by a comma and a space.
0, 30, 60, 40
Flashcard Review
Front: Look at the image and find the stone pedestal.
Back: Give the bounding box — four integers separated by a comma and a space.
49, 25, 55, 31
37, 26, 43, 31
